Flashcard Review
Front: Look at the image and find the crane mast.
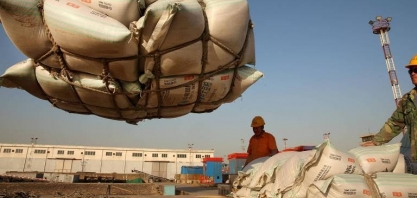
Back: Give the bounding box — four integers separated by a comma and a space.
369, 16, 402, 106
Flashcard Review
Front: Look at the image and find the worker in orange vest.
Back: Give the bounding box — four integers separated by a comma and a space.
244, 116, 278, 166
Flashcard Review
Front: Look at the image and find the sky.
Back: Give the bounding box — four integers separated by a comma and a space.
1, 0, 417, 162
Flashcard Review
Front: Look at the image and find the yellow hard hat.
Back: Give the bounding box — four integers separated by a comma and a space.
251, 116, 265, 127
405, 54, 417, 68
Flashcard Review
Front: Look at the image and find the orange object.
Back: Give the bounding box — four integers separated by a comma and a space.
227, 153, 248, 160
282, 146, 304, 152
202, 157, 223, 163
199, 175, 213, 184
280, 145, 316, 153
66, 2, 80, 8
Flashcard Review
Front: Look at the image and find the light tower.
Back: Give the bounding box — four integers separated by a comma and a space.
282, 138, 288, 150
369, 16, 402, 106
188, 143, 194, 166
24, 137, 38, 171
323, 133, 330, 141
241, 139, 245, 152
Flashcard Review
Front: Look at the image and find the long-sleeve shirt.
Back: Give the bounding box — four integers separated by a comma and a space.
372, 88, 417, 162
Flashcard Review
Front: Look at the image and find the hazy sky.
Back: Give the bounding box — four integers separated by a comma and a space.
1, 0, 417, 162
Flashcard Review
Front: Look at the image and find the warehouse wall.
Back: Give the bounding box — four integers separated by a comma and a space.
0, 143, 214, 179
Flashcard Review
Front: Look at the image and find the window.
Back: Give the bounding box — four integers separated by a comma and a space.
34, 149, 46, 154
15, 149, 23, 153
57, 150, 64, 155
152, 153, 158, 157
3, 148, 11, 153
132, 153, 142, 157
85, 151, 96, 156
115, 152, 122, 156
162, 154, 168, 158
106, 152, 112, 156
67, 151, 74, 155
196, 154, 202, 158
177, 154, 187, 158
204, 155, 211, 158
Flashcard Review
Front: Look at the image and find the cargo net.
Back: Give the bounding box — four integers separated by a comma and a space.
0, 0, 261, 124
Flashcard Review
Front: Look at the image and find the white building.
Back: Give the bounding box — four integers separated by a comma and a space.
0, 143, 214, 180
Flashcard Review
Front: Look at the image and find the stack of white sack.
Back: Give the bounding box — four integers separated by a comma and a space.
232, 141, 416, 198
0, 0, 258, 124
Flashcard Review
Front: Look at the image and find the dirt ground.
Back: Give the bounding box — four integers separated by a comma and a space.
0, 183, 160, 197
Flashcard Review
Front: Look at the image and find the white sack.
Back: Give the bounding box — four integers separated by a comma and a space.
232, 187, 261, 198
78, 0, 141, 27
283, 141, 363, 198
142, 74, 199, 108
247, 151, 298, 190
223, 66, 264, 103
144, 104, 194, 118
138, 66, 262, 109
258, 183, 273, 198
61, 53, 140, 82
138, 0, 205, 76
233, 187, 251, 198
0, 59, 46, 100
392, 154, 405, 173
373, 172, 417, 198
43, 0, 139, 81
0, 0, 52, 59
233, 157, 269, 189
36, 64, 140, 120
306, 174, 371, 198
0, 0, 139, 81
44, 0, 137, 58
204, 0, 255, 72
193, 66, 263, 112
270, 151, 314, 197
137, 0, 255, 78
35, 67, 137, 117
348, 143, 401, 174
139, 0, 204, 53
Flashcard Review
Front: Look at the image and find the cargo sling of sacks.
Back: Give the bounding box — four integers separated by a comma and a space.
0, 0, 262, 124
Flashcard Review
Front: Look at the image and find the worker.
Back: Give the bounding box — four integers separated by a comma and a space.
244, 116, 278, 167
363, 54, 417, 170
